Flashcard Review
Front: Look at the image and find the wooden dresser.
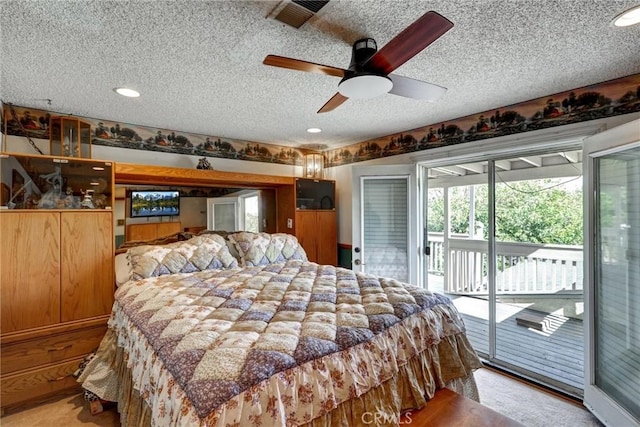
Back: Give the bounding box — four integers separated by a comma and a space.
0, 154, 114, 414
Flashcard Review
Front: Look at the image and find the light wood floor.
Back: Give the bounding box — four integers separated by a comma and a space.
0, 368, 601, 426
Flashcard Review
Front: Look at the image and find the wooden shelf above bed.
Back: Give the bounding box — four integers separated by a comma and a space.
115, 162, 295, 188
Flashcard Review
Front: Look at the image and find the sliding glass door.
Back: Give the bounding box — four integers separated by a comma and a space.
421, 145, 585, 396
583, 120, 640, 426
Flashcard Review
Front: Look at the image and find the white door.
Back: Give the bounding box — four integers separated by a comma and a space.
351, 165, 420, 285
206, 197, 239, 231
583, 119, 640, 426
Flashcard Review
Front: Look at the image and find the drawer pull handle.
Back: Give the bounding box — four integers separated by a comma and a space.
48, 375, 70, 382
47, 344, 73, 352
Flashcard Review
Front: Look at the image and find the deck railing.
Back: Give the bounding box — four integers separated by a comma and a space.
428, 233, 583, 295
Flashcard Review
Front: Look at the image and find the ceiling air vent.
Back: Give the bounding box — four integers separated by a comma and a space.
274, 0, 329, 28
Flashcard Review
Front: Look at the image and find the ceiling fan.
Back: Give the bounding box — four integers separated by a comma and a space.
263, 11, 454, 113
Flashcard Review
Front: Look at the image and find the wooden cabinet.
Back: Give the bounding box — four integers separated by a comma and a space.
61, 213, 114, 321
126, 221, 181, 242
295, 210, 337, 265
275, 178, 338, 265
0, 153, 114, 413
0, 210, 114, 413
1, 213, 61, 332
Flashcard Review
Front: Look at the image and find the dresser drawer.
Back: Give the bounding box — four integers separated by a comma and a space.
1, 358, 83, 408
1, 325, 106, 374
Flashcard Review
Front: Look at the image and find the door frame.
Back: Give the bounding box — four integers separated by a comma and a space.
583, 119, 640, 426
351, 164, 420, 286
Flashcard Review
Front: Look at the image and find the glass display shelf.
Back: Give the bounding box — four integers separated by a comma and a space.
50, 116, 92, 158
0, 152, 113, 210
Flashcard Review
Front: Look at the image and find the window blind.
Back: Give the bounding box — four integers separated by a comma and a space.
362, 177, 409, 282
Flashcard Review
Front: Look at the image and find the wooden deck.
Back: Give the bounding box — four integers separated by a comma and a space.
445, 294, 585, 395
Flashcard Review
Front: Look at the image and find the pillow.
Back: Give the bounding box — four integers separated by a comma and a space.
114, 253, 132, 287
128, 234, 238, 280
197, 229, 241, 261
228, 232, 308, 267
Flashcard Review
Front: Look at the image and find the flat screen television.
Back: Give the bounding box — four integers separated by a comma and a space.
130, 190, 180, 218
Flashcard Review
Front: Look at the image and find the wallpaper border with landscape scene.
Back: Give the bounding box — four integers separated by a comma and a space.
2, 105, 306, 166
324, 73, 640, 167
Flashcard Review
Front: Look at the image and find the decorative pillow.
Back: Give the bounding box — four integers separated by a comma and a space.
114, 253, 132, 287
228, 232, 308, 267
197, 229, 241, 262
128, 234, 238, 280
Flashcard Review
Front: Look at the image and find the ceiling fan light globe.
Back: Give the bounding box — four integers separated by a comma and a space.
338, 75, 393, 99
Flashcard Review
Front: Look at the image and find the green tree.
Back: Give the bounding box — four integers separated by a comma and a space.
428, 179, 583, 245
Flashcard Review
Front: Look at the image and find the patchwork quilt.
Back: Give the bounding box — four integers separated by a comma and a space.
82, 259, 479, 426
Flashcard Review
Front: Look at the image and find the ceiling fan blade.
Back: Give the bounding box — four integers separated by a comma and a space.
318, 93, 348, 113
263, 55, 347, 78
388, 74, 447, 101
364, 11, 453, 75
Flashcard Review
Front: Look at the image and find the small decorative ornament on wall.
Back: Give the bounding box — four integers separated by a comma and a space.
196, 157, 213, 170
303, 153, 324, 179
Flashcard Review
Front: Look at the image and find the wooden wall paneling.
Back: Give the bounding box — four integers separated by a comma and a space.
60, 212, 114, 322
0, 212, 61, 333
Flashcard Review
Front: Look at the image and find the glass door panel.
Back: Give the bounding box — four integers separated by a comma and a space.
425, 162, 489, 356
589, 143, 640, 424
494, 155, 584, 394
207, 197, 239, 231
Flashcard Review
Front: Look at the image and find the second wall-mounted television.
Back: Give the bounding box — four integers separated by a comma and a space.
130, 190, 180, 218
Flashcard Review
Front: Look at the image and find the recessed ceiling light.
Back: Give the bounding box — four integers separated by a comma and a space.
307, 128, 322, 133
612, 5, 640, 27
114, 87, 140, 98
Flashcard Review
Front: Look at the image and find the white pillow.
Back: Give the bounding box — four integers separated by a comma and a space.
114, 253, 132, 287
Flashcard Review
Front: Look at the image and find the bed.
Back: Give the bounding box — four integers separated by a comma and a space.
78, 231, 482, 426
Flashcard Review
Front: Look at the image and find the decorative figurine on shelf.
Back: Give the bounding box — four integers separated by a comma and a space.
197, 157, 213, 170
81, 189, 95, 209
38, 166, 63, 208
93, 193, 107, 209
63, 135, 71, 157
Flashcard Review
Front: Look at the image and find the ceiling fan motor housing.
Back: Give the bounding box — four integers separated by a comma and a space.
348, 38, 379, 71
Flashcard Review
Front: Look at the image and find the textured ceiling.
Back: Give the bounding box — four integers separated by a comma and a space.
1, 0, 639, 150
